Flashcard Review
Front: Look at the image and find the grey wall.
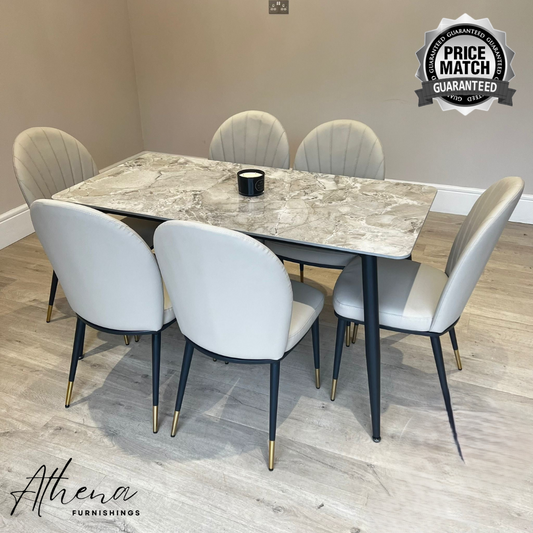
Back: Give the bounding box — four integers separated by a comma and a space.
128, 0, 532, 193
0, 0, 144, 214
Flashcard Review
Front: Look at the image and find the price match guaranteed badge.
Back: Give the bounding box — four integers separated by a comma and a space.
415, 14, 516, 115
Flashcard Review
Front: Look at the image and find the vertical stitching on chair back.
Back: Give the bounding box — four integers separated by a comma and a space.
13, 127, 98, 206
42, 129, 67, 191
253, 112, 263, 164
353, 125, 366, 178
270, 130, 286, 168
263, 120, 276, 167
342, 124, 352, 177
294, 120, 384, 180
59, 131, 75, 186
209, 111, 289, 169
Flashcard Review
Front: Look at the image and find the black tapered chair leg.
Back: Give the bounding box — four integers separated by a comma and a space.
65, 317, 86, 408
268, 361, 281, 471
299, 263, 304, 283
311, 318, 320, 388
431, 335, 463, 460
331, 318, 348, 401
152, 332, 161, 433
171, 340, 194, 437
46, 271, 59, 323
449, 327, 462, 370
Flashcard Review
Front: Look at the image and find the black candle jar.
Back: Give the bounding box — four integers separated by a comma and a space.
237, 169, 265, 197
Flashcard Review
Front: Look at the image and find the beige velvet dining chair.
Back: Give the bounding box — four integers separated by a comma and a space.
30, 199, 175, 433
330, 176, 524, 455
209, 110, 290, 169
13, 127, 162, 342
265, 119, 385, 344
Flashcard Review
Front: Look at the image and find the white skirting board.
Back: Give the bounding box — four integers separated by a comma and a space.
0, 183, 531, 250
422, 183, 533, 224
0, 204, 34, 250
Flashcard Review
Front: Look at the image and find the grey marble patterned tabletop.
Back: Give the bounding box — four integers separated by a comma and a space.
53, 152, 437, 259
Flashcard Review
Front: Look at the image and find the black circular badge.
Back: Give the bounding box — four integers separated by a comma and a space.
415, 14, 515, 114
424, 24, 507, 107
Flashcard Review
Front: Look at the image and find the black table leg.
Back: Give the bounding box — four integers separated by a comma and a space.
361, 255, 381, 443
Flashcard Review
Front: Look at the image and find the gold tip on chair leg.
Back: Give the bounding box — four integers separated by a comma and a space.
454, 349, 463, 371
124, 335, 130, 346
300, 268, 304, 283
65, 381, 74, 407
351, 324, 359, 344
134, 335, 140, 342
171, 411, 180, 437
46, 305, 53, 323
268, 440, 275, 471
153, 406, 159, 433
315, 369, 321, 389
345, 325, 351, 347
331, 379, 338, 401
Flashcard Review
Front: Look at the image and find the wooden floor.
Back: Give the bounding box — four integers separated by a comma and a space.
0, 212, 532, 533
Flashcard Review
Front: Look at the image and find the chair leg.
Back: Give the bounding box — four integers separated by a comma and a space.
65, 317, 86, 408
299, 263, 304, 283
431, 336, 463, 460
152, 332, 161, 433
46, 271, 59, 323
351, 324, 359, 344
449, 327, 462, 370
171, 340, 194, 437
311, 318, 320, 388
332, 318, 348, 401
134, 335, 140, 342
345, 323, 351, 347
124, 335, 130, 346
269, 361, 281, 471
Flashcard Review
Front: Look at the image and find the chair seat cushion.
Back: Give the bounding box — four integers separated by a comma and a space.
120, 217, 163, 248
286, 280, 324, 351
333, 257, 448, 332
266, 240, 355, 268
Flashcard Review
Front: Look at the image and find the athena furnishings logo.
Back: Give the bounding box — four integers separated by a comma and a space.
415, 14, 516, 115
9, 458, 139, 518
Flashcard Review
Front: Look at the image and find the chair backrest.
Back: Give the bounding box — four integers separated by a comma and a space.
154, 221, 293, 360
430, 177, 524, 333
209, 110, 290, 169
30, 199, 165, 332
293, 120, 385, 180
13, 127, 98, 206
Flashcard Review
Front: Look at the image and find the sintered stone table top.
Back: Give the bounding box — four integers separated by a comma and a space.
53, 152, 437, 259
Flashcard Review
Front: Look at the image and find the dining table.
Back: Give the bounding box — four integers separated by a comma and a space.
53, 151, 437, 442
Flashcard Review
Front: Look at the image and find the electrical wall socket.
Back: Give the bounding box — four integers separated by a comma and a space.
269, 1, 289, 14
